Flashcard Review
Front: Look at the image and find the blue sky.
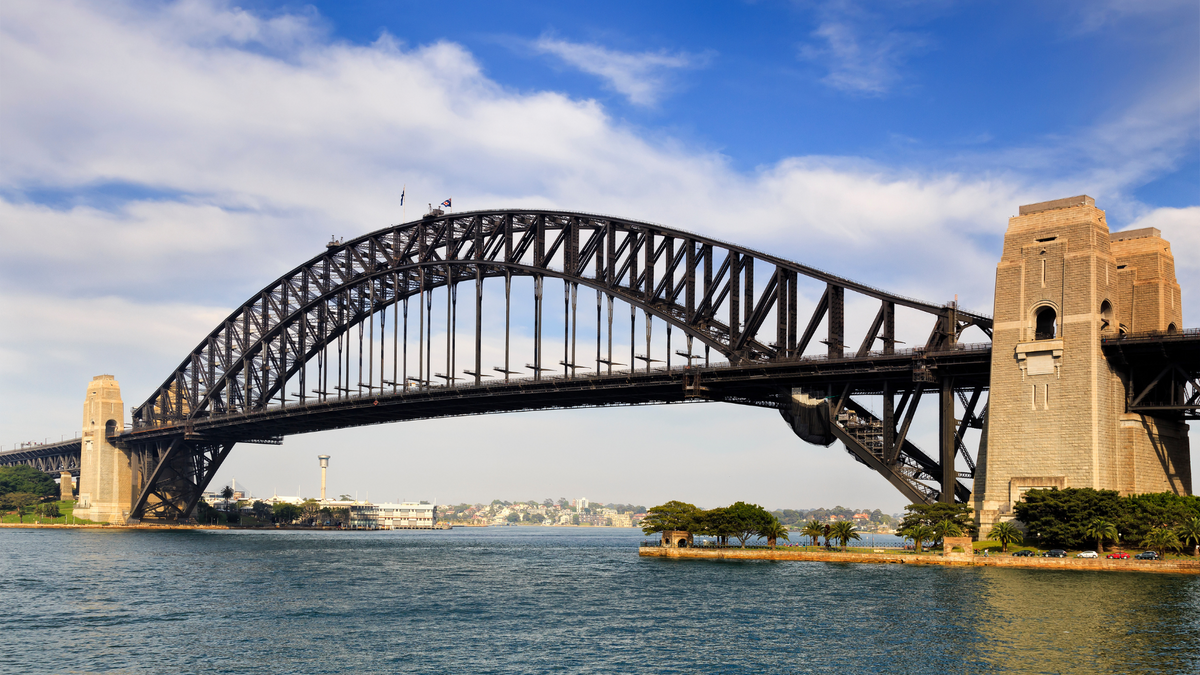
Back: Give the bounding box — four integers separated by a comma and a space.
0, 0, 1196, 511
302, 0, 1199, 203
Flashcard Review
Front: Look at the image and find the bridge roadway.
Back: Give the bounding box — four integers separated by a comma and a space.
118, 344, 993, 443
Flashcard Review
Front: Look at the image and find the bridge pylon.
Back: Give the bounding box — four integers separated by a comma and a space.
75, 375, 131, 523
975, 196, 1191, 535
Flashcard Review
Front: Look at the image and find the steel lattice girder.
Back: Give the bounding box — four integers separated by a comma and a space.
118, 209, 996, 518
0, 440, 82, 477
131, 209, 992, 428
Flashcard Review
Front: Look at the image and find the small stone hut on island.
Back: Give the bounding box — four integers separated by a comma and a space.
660, 530, 693, 548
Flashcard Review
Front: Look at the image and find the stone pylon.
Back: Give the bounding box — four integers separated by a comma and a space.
974, 196, 1190, 535
75, 375, 131, 523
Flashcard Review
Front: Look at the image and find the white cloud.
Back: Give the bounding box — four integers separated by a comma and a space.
800, 18, 927, 95
1120, 206, 1200, 298
533, 36, 702, 106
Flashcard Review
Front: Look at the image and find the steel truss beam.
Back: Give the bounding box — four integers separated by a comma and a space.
120, 209, 993, 517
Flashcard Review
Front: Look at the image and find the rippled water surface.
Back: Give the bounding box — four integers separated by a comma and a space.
2, 527, 1197, 674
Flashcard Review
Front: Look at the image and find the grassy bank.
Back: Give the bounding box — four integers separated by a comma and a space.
0, 500, 96, 525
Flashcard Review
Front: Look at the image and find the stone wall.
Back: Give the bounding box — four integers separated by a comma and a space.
639, 546, 1199, 575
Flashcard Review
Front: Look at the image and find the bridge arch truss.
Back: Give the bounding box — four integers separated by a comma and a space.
124, 209, 992, 520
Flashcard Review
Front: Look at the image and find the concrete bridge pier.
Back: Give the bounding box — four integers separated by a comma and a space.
75, 375, 131, 523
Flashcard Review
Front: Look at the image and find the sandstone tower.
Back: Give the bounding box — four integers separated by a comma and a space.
75, 375, 131, 523
975, 196, 1190, 533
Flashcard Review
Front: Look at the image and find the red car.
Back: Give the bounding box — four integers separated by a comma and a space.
1106, 552, 1129, 559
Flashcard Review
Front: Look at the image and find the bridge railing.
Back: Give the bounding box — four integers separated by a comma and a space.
1102, 327, 1199, 344
1, 433, 83, 453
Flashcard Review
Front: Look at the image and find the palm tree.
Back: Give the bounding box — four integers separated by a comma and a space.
1083, 518, 1119, 554
1143, 526, 1181, 559
829, 521, 861, 551
933, 519, 963, 547
220, 485, 234, 521
986, 521, 1023, 553
903, 524, 935, 553
1178, 517, 1200, 556
759, 519, 790, 549
801, 520, 824, 549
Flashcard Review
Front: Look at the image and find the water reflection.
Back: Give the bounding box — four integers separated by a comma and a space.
974, 567, 1200, 672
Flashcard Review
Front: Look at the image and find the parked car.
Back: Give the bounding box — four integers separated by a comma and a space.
1011, 550, 1036, 557
1075, 550, 1098, 558
1134, 551, 1160, 560
1044, 549, 1067, 558
1106, 552, 1129, 559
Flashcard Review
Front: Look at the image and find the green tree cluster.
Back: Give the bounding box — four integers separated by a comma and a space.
1013, 488, 1200, 550
0, 466, 60, 522
640, 500, 788, 548
770, 506, 892, 528
273, 503, 301, 524
0, 466, 58, 498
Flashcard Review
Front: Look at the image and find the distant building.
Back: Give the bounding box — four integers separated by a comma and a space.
348, 501, 437, 529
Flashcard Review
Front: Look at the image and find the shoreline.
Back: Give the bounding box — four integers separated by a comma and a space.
639, 546, 1200, 575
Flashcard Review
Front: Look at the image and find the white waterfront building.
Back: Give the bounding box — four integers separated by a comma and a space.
347, 501, 438, 529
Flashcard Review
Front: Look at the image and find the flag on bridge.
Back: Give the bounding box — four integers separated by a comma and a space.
441, 198, 452, 208
400, 187, 405, 206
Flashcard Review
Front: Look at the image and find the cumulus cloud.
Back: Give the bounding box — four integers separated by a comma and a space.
533, 36, 703, 106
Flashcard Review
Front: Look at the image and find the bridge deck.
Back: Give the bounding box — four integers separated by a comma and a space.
123, 345, 993, 443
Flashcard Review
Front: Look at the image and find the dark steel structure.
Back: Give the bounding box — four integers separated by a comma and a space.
0, 439, 81, 477
1103, 328, 1200, 420
113, 209, 992, 521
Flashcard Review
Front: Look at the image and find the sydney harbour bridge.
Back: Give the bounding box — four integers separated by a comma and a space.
3, 203, 1196, 524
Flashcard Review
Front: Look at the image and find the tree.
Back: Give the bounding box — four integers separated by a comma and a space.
1178, 517, 1200, 556
35, 501, 61, 520
1118, 492, 1200, 544
251, 500, 272, 522
1, 492, 40, 523
0, 466, 57, 499
699, 507, 736, 545
1083, 518, 1119, 554
759, 518, 789, 549
801, 520, 825, 548
1013, 488, 1122, 548
829, 520, 860, 551
902, 524, 935, 552
1142, 526, 1180, 557
641, 501, 703, 534
724, 502, 775, 548
273, 503, 301, 524
220, 485, 234, 512
506, 512, 520, 523
987, 521, 1023, 553
300, 499, 321, 525
900, 503, 975, 537
933, 518, 963, 545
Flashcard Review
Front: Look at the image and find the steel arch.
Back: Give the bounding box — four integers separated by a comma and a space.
132, 209, 990, 429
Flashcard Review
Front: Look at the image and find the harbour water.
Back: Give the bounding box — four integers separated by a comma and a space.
3, 527, 1197, 674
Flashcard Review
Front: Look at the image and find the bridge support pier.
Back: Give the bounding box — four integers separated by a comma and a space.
975, 196, 1191, 535
940, 377, 956, 504
75, 375, 131, 523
